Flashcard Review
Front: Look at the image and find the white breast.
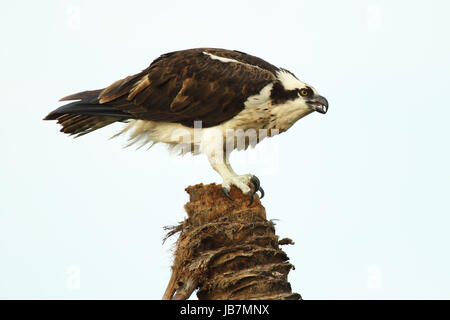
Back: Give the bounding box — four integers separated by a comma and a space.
114, 79, 312, 154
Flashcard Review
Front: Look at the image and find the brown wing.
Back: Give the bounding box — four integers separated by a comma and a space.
44, 48, 277, 135
98, 48, 277, 127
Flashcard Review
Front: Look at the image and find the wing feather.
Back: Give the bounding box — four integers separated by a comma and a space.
116, 48, 277, 127
45, 48, 278, 136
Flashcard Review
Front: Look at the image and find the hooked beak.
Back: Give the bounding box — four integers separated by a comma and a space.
307, 95, 329, 114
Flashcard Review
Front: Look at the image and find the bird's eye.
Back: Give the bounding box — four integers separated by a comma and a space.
299, 89, 310, 97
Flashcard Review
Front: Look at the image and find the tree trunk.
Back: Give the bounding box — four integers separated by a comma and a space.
162, 183, 301, 300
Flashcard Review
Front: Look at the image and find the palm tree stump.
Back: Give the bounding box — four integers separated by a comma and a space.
162, 183, 301, 300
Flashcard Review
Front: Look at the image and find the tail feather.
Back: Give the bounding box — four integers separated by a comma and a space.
59, 114, 91, 134
44, 92, 133, 137
44, 100, 131, 120
54, 113, 119, 137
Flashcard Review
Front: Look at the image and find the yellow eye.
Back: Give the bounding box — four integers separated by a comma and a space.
300, 89, 309, 96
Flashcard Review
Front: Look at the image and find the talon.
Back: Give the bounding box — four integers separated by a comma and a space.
258, 186, 265, 199
248, 175, 262, 206
222, 187, 234, 201
221, 174, 264, 205
250, 176, 260, 192
250, 175, 264, 201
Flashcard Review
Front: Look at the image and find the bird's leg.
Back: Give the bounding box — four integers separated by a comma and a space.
207, 152, 264, 205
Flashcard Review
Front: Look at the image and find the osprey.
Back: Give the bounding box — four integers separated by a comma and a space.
44, 48, 328, 204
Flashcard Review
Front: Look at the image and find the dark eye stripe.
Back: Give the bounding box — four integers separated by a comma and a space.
299, 88, 313, 97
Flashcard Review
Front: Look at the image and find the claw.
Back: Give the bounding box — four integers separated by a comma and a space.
248, 192, 254, 206
248, 175, 263, 206
258, 186, 265, 199
222, 175, 264, 206
222, 187, 234, 201
250, 176, 260, 192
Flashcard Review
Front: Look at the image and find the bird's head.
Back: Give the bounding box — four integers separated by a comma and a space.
271, 69, 329, 116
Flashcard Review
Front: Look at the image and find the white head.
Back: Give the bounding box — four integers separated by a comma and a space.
272, 69, 328, 115
267, 69, 328, 131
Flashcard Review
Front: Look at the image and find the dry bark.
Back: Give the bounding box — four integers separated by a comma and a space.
162, 183, 301, 300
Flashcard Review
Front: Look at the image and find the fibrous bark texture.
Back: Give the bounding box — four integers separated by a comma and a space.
162, 183, 301, 300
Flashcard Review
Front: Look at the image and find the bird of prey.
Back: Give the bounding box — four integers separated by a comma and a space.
44, 48, 328, 204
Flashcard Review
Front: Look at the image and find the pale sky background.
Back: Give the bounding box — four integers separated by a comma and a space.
1, 0, 449, 299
